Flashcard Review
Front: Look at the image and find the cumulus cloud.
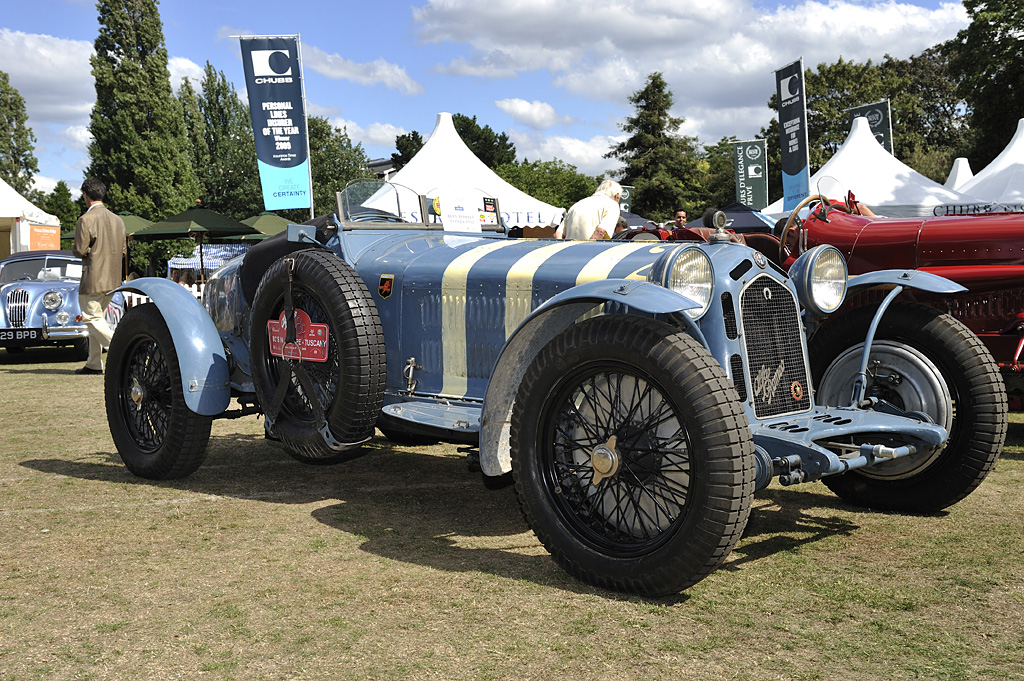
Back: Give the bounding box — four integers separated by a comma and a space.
0, 29, 94, 125
508, 129, 625, 178
412, 0, 969, 143
168, 57, 205, 91
495, 99, 572, 129
304, 45, 424, 95
328, 118, 408, 149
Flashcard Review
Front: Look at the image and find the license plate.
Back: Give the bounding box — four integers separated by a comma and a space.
0, 328, 41, 343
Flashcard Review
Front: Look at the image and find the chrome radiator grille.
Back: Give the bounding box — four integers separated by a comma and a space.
740, 274, 811, 419
5, 288, 28, 328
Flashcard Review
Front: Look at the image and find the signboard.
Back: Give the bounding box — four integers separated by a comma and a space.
847, 100, 893, 153
619, 185, 634, 213
732, 140, 768, 210
239, 35, 312, 212
434, 193, 483, 232
775, 59, 810, 211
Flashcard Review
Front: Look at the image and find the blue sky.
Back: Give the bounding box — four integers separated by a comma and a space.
2, 0, 969, 197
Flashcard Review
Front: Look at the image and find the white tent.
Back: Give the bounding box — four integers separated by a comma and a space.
958, 118, 1024, 210
373, 112, 562, 227
1, 176, 61, 258
766, 117, 982, 218
944, 157, 974, 190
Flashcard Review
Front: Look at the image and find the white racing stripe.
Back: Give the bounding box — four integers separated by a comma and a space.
504, 241, 579, 337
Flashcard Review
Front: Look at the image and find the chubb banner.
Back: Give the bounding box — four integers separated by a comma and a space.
240, 36, 312, 211
775, 58, 809, 211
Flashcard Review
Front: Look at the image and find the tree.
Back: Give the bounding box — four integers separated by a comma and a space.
86, 0, 199, 219
279, 116, 373, 221
0, 70, 39, 198
390, 131, 423, 171
606, 72, 703, 220
452, 114, 516, 168
193, 63, 262, 219
45, 180, 80, 231
946, 0, 1024, 168
177, 76, 210, 194
697, 137, 740, 213
495, 158, 596, 211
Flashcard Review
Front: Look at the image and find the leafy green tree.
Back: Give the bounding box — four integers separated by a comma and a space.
279, 116, 373, 221
177, 76, 210, 193
697, 137, 739, 212
495, 158, 596, 211
0, 70, 39, 198
391, 130, 423, 171
946, 0, 1024, 168
86, 0, 199, 219
453, 114, 516, 168
194, 63, 261, 219
606, 72, 703, 220
45, 181, 80, 232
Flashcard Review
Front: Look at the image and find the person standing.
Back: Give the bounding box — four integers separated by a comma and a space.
72, 178, 126, 375
557, 180, 622, 240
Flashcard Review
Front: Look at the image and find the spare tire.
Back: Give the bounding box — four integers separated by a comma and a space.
249, 249, 386, 463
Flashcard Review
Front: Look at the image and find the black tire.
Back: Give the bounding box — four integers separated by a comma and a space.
809, 302, 1006, 512
105, 303, 213, 479
73, 337, 89, 361
250, 249, 386, 464
511, 315, 754, 596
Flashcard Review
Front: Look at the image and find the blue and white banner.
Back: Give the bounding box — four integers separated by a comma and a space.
240, 36, 312, 211
775, 59, 810, 211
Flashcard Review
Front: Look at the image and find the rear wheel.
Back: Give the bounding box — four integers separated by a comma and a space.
511, 315, 754, 596
810, 302, 1006, 512
250, 250, 386, 464
105, 303, 212, 479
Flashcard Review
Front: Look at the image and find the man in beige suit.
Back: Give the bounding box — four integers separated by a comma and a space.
72, 178, 126, 375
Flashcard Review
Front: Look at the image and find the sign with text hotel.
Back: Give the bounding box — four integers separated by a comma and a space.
775, 59, 810, 211
732, 140, 768, 210
240, 36, 312, 211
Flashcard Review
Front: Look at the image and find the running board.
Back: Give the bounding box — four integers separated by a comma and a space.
381, 401, 481, 433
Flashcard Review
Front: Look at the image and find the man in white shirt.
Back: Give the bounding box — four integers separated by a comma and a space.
556, 180, 622, 240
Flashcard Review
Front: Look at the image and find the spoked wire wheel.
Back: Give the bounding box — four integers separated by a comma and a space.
511, 315, 754, 596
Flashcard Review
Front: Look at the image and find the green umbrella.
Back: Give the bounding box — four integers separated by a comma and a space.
119, 211, 154, 235
131, 206, 261, 241
242, 212, 291, 236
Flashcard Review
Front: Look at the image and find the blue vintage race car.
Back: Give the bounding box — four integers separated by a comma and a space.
0, 250, 123, 358
105, 180, 1006, 596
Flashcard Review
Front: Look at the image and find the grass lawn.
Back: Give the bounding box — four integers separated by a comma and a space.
2, 345, 1022, 680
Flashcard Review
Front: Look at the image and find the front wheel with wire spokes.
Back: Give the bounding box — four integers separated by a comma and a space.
510, 315, 754, 596
105, 303, 212, 479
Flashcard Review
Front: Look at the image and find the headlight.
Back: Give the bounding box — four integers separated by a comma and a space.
56, 311, 71, 326
656, 246, 714, 319
43, 291, 64, 310
790, 245, 847, 316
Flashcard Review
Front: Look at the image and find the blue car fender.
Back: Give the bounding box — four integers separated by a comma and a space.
478, 279, 707, 477
846, 269, 967, 298
114, 278, 230, 416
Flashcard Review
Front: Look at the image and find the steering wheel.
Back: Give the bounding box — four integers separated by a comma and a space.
779, 194, 825, 262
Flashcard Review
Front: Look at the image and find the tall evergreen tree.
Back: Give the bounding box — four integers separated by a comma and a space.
0, 70, 40, 197
194, 62, 261, 219
45, 180, 81, 231
605, 72, 702, 219
86, 0, 199, 219
176, 76, 209, 193
452, 114, 516, 168
391, 131, 423, 171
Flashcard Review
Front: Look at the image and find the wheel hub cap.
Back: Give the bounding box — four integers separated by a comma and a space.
130, 377, 146, 407
591, 435, 619, 485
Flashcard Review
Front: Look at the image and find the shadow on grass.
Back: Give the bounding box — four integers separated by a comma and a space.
1000, 420, 1024, 461
0, 345, 83, 369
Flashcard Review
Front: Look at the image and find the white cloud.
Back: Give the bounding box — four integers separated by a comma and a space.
328, 118, 408, 149
0, 29, 94, 125
495, 99, 572, 129
508, 129, 625, 178
304, 45, 424, 95
168, 56, 204, 91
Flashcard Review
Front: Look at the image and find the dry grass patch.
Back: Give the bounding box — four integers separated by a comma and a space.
2, 346, 1023, 680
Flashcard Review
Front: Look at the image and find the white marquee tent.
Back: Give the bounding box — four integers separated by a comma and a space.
766, 117, 981, 218
958, 118, 1024, 210
1, 176, 60, 258
944, 157, 974, 191
369, 112, 562, 227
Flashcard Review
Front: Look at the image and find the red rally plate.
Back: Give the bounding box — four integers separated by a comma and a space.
267, 309, 329, 362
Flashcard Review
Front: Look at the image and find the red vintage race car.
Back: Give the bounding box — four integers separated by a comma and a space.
619, 187, 1024, 400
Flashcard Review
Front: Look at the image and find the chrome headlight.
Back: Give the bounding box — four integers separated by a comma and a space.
656, 246, 714, 319
790, 245, 847, 316
43, 290, 64, 310
56, 311, 71, 326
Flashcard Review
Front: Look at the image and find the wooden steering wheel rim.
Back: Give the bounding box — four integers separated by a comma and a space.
779, 194, 825, 262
